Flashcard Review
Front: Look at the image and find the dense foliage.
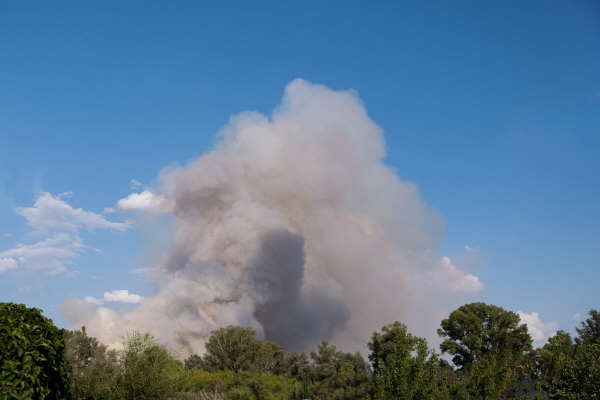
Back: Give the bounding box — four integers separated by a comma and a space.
437, 302, 533, 371
2, 302, 598, 399
535, 310, 600, 399
0, 303, 71, 400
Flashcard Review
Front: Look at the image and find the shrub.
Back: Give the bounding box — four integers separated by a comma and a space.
118, 332, 186, 400
0, 302, 72, 400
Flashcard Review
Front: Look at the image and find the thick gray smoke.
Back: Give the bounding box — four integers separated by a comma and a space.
62, 79, 482, 356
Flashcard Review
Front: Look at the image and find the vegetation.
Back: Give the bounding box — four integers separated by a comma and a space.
535, 310, 600, 399
0, 302, 71, 400
437, 302, 533, 371
1, 302, 598, 399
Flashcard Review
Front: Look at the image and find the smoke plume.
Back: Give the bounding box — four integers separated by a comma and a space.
62, 79, 482, 356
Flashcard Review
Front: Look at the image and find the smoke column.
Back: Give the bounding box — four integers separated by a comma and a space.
62, 79, 482, 356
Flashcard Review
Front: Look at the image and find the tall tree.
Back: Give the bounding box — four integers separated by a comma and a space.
437, 302, 532, 371
372, 326, 441, 400
575, 309, 600, 345
118, 332, 185, 400
64, 326, 120, 400
309, 341, 370, 399
200, 326, 278, 374
536, 328, 600, 399
367, 322, 417, 375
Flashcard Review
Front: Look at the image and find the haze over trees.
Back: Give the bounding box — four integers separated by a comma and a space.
1, 302, 599, 399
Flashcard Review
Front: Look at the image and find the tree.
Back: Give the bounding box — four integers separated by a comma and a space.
372, 326, 441, 400
575, 309, 600, 345
255, 341, 286, 374
437, 302, 532, 371
202, 326, 264, 373
0, 302, 72, 400
536, 325, 600, 399
308, 341, 370, 399
184, 354, 206, 370
118, 331, 185, 400
367, 322, 417, 375
63, 326, 120, 399
457, 350, 521, 400
280, 351, 310, 378
188, 326, 288, 375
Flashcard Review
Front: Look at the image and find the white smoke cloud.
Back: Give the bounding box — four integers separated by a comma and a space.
63, 79, 482, 356
517, 311, 559, 347
60, 297, 101, 324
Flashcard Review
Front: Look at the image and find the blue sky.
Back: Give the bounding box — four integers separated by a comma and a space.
1, 1, 599, 346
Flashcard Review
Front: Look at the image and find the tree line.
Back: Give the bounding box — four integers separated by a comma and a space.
1, 301, 598, 399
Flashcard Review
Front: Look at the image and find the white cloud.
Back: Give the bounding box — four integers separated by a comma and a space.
0, 233, 12, 240
464, 245, 480, 254
571, 313, 581, 320
113, 190, 173, 214
130, 267, 155, 275
65, 269, 81, 279
435, 256, 483, 292
0, 257, 18, 273
57, 191, 74, 198
0, 234, 86, 275
16, 192, 131, 234
517, 311, 559, 347
73, 290, 143, 307
103, 290, 144, 304
130, 179, 143, 188
1, 192, 132, 276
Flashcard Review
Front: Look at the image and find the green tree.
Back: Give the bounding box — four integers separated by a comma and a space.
458, 350, 520, 400
184, 354, 205, 370
309, 341, 370, 399
372, 327, 441, 400
437, 302, 532, 371
575, 309, 600, 345
187, 326, 289, 375
118, 331, 185, 400
0, 302, 72, 400
536, 324, 600, 399
367, 322, 417, 376
201, 326, 264, 373
281, 351, 310, 378
231, 371, 294, 400
255, 341, 286, 374
63, 326, 120, 400
535, 330, 573, 387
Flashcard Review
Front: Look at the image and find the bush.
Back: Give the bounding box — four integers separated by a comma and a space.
118, 332, 186, 400
0, 302, 72, 400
